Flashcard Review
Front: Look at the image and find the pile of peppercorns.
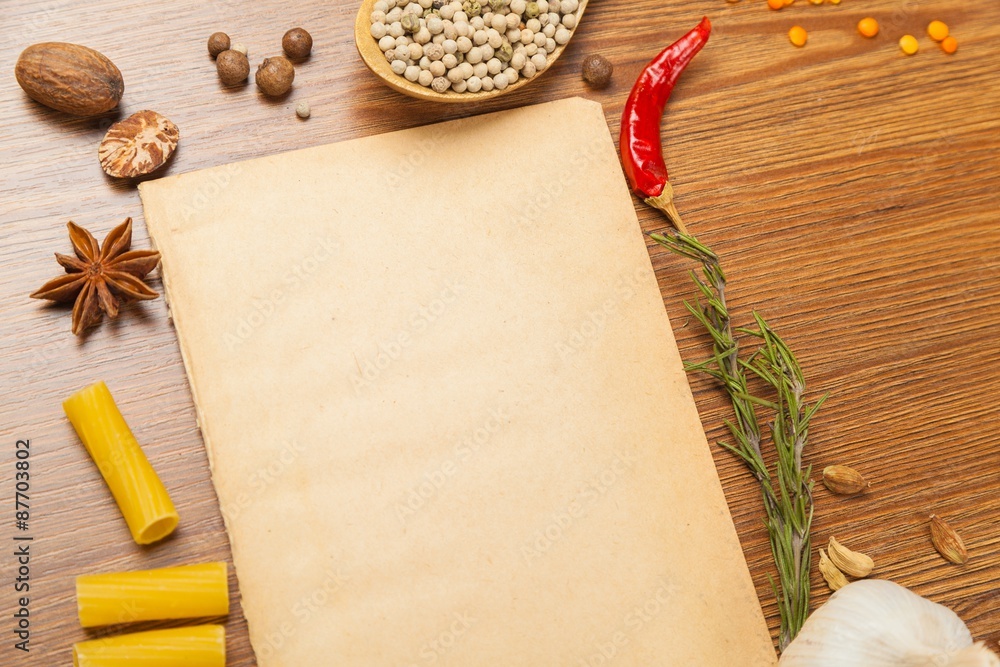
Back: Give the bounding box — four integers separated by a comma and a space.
369, 0, 581, 94
209, 28, 313, 117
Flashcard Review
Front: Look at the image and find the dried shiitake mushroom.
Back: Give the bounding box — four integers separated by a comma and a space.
98, 110, 179, 179
255, 56, 294, 96
282, 28, 313, 60
217, 49, 250, 85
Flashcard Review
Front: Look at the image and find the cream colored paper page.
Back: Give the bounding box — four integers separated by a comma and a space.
139, 97, 776, 667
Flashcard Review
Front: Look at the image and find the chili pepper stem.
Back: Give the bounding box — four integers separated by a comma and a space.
645, 183, 688, 234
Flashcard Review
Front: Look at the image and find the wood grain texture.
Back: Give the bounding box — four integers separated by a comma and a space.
0, 0, 997, 664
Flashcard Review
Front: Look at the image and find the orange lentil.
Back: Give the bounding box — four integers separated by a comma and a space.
941, 36, 958, 54
767, 0, 784, 10
899, 34, 919, 55
789, 25, 808, 47
927, 20, 949, 42
857, 18, 879, 38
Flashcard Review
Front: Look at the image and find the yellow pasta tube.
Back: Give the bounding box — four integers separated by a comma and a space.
73, 624, 225, 667
63, 381, 179, 545
77, 562, 229, 627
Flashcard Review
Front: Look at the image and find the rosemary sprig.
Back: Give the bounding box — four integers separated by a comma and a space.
650, 230, 827, 650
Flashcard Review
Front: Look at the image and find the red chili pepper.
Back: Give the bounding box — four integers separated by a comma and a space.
620, 17, 712, 234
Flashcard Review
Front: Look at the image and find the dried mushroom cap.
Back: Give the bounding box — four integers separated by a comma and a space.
98, 110, 179, 179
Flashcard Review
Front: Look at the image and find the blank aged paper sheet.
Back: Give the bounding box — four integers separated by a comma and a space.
139, 97, 777, 666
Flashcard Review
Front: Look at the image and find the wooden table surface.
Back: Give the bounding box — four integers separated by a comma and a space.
2, 0, 998, 663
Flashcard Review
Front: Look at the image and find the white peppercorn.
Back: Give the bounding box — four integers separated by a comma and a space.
532, 31, 546, 47
487, 28, 503, 48
510, 0, 526, 13
404, 64, 421, 81
419, 55, 431, 68
537, 0, 548, 11
538, 12, 550, 26
511, 52, 526, 69
542, 24, 555, 37
387, 7, 403, 21
379, 35, 396, 50
447, 66, 464, 83
296, 101, 311, 118
371, 22, 388, 39
395, 35, 409, 47
442, 53, 458, 68
493, 72, 508, 89
388, 21, 405, 37
372, 10, 387, 23
506, 27, 521, 43
385, 0, 397, 6
375, 0, 389, 10
487, 57, 502, 74
473, 29, 488, 45
408, 42, 423, 59
418, 69, 434, 86
467, 75, 483, 92
439, 3, 455, 19
419, 0, 433, 7
426, 15, 444, 34
473, 61, 489, 77
471, 16, 485, 30
520, 28, 534, 45
491, 13, 507, 31
391, 59, 407, 74
526, 18, 541, 32
443, 23, 458, 40
531, 52, 547, 69
467, 46, 483, 63
430, 60, 446, 76
481, 75, 495, 90
506, 13, 520, 29
522, 60, 536, 78
443, 38, 458, 54
545, 37, 556, 53
424, 43, 444, 59
481, 44, 494, 59
525, 43, 538, 56
560, 0, 578, 12
432, 33, 446, 44
232, 42, 248, 55
561, 13, 576, 30
554, 27, 571, 44
457, 36, 472, 52
504, 67, 519, 84
415, 27, 432, 44
454, 10, 468, 22
546, 12, 560, 25
452, 78, 468, 92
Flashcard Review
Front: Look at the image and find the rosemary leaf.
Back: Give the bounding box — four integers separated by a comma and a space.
652, 229, 825, 650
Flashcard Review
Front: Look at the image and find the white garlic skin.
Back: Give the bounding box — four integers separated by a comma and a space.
780, 580, 1000, 667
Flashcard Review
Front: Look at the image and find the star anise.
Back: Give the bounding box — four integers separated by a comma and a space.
30, 218, 161, 335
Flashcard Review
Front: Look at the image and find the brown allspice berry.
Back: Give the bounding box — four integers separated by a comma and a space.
255, 56, 295, 96
216, 49, 250, 85
582, 54, 613, 88
282, 27, 313, 60
208, 32, 231, 58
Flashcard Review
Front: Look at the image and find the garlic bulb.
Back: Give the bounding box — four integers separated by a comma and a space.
780, 580, 1000, 667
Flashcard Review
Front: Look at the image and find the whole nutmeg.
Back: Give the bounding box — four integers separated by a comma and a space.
15, 42, 123, 116
282, 28, 313, 60
255, 56, 295, 96
208, 32, 230, 58
581, 54, 613, 88
216, 49, 250, 85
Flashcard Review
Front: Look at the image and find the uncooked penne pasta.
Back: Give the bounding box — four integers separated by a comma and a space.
77, 562, 229, 627
73, 624, 225, 667
63, 381, 179, 545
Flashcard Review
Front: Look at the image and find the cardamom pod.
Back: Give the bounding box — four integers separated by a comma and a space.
822, 465, 869, 495
818, 548, 849, 591
828, 536, 875, 578
929, 515, 968, 565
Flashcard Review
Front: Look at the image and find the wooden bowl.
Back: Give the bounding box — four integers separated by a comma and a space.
355, 0, 588, 103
